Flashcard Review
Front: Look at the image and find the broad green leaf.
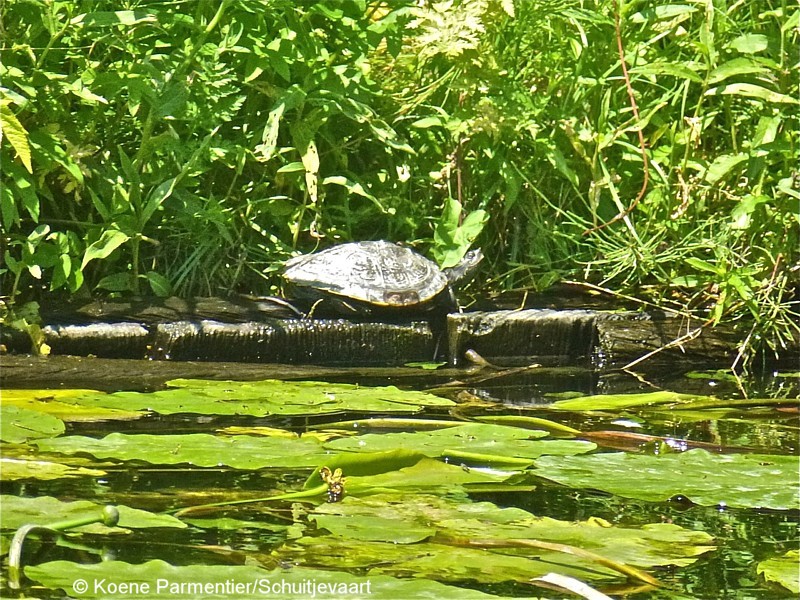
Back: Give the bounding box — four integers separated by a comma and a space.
283, 493, 714, 585
631, 62, 703, 83
35, 433, 328, 469
0, 496, 185, 530
1, 389, 143, 422
703, 152, 749, 184
534, 450, 800, 509
705, 83, 800, 104
708, 58, 769, 84
81, 10, 158, 27
0, 100, 33, 173
0, 405, 64, 443
324, 423, 594, 465
145, 270, 171, 297
96, 272, 135, 292
81, 229, 130, 269
725, 33, 768, 54
411, 116, 443, 128
26, 560, 499, 599
550, 390, 706, 411
757, 550, 800, 594
630, 4, 697, 22
71, 379, 454, 417
1, 458, 105, 481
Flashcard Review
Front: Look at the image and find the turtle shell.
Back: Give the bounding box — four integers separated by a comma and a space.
283, 241, 448, 308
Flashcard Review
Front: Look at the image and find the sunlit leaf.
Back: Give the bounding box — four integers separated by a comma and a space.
1, 389, 143, 422
282, 493, 714, 585
534, 450, 799, 509
35, 433, 328, 469
757, 550, 800, 594
0, 100, 33, 173
324, 423, 595, 465
550, 391, 704, 411
0, 405, 64, 443
0, 496, 185, 530
70, 379, 454, 417
81, 229, 130, 269
705, 83, 800, 104
0, 458, 105, 481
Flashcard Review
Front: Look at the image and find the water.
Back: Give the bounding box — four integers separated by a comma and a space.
1, 356, 797, 599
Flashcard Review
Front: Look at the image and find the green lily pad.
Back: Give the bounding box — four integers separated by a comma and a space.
0, 496, 185, 530
35, 433, 329, 469
0, 458, 106, 481
69, 379, 454, 417
550, 391, 705, 411
534, 449, 800, 509
1, 389, 143, 421
1, 405, 65, 443
26, 559, 502, 598
757, 550, 800, 594
324, 423, 595, 466
281, 493, 713, 586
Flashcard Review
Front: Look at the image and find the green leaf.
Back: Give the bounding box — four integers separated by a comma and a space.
70, 379, 454, 417
324, 423, 594, 466
254, 101, 285, 162
0, 389, 143, 422
81, 229, 130, 269
36, 432, 329, 469
283, 493, 714, 585
141, 178, 177, 225
534, 450, 800, 509
703, 152, 749, 184
411, 116, 443, 128
757, 550, 800, 594
0, 458, 105, 481
0, 496, 185, 531
0, 100, 33, 173
26, 560, 499, 599
708, 58, 769, 84
81, 10, 158, 27
0, 405, 65, 443
96, 272, 135, 292
725, 33, 768, 54
145, 270, 171, 297
631, 61, 703, 83
705, 83, 800, 104
550, 390, 707, 411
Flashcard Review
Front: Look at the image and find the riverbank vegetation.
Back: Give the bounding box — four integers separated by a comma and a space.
1, 0, 797, 367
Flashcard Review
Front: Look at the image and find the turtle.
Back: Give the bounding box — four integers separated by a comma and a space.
282, 240, 483, 316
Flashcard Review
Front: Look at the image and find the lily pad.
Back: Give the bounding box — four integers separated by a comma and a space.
550, 391, 705, 411
324, 423, 595, 466
279, 493, 714, 586
757, 550, 800, 594
0, 458, 106, 481
534, 449, 800, 509
1, 389, 143, 421
1, 405, 65, 443
69, 379, 454, 417
35, 433, 329, 469
0, 496, 185, 530
26, 559, 502, 598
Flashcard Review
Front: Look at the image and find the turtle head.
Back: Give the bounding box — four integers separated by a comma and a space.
443, 248, 483, 287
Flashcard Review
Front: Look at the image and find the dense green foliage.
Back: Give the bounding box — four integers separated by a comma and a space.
1, 0, 798, 365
